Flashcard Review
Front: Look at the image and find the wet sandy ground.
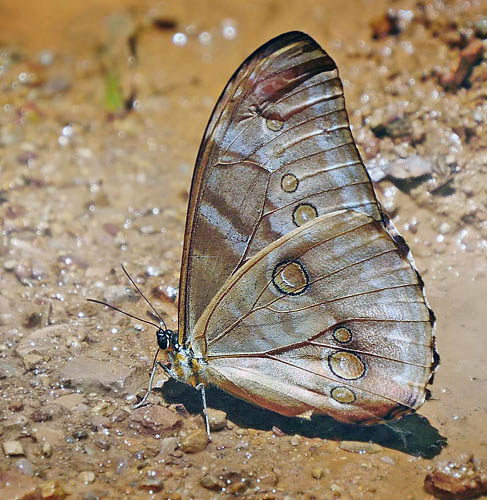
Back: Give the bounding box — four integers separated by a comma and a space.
1, 0, 487, 498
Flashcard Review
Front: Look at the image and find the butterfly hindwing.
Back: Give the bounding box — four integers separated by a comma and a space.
179, 31, 381, 342
192, 210, 435, 423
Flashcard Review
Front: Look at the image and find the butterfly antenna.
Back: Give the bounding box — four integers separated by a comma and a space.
86, 299, 161, 330
121, 264, 168, 331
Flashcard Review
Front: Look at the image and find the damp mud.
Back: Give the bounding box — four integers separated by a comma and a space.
1, 0, 487, 499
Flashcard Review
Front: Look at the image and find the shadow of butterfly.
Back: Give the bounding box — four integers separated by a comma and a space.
95, 31, 439, 438
160, 379, 446, 458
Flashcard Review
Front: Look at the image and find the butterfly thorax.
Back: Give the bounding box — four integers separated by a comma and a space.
163, 333, 208, 387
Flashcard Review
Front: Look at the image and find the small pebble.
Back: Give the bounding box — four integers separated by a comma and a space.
91, 402, 112, 416
31, 409, 52, 423
338, 440, 383, 454
4, 415, 28, 432
66, 335, 81, 349
207, 409, 227, 431
439, 222, 451, 235
16, 458, 34, 476
440, 39, 484, 90
311, 467, 323, 479
138, 478, 164, 493
200, 473, 223, 491
79, 471, 95, 484
3, 259, 16, 271
129, 405, 182, 437
82, 493, 99, 500
330, 483, 343, 495
40, 480, 67, 499
272, 426, 286, 437
14, 263, 32, 285
23, 311, 43, 329
42, 442, 53, 457
157, 436, 178, 457
290, 436, 300, 446
23, 353, 43, 370
425, 455, 487, 499
151, 284, 178, 302
383, 155, 432, 180
8, 401, 24, 412
474, 18, 487, 38
111, 409, 129, 422
3, 440, 24, 456
72, 429, 88, 440
180, 429, 208, 453
94, 438, 110, 451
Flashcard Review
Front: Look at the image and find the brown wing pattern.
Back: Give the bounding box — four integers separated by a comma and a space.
192, 211, 436, 423
179, 31, 381, 341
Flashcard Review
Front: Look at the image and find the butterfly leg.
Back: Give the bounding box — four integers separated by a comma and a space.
196, 383, 211, 441
133, 350, 179, 409
133, 349, 161, 409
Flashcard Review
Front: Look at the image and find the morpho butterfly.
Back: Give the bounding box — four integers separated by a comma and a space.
92, 31, 438, 438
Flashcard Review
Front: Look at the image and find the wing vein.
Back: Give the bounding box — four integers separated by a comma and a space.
262, 180, 372, 217
265, 284, 420, 314
264, 354, 416, 409
206, 220, 395, 347
206, 219, 376, 346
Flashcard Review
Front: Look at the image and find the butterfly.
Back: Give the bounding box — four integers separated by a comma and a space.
92, 31, 438, 438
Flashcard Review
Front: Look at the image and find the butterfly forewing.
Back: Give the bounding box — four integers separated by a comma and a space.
179, 32, 381, 342
192, 211, 434, 423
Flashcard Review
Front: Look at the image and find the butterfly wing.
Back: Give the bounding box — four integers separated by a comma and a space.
192, 210, 436, 423
179, 31, 381, 342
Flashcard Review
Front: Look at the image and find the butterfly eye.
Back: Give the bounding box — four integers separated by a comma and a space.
172, 333, 181, 350
156, 329, 169, 350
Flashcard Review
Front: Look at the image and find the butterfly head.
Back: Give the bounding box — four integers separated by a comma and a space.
156, 327, 180, 352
